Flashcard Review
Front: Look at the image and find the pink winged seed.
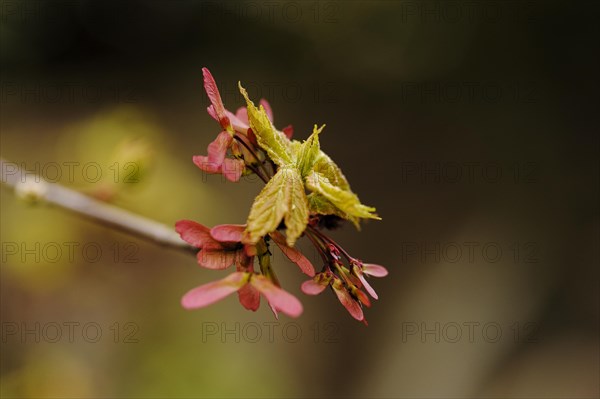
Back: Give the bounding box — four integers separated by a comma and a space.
181, 272, 248, 309
234, 107, 249, 125
301, 279, 328, 295
192, 155, 219, 173
333, 284, 364, 321
269, 231, 315, 277
225, 109, 249, 132
207, 131, 233, 166
238, 283, 261, 311
221, 158, 244, 182
282, 125, 294, 139
363, 263, 388, 277
202, 67, 230, 129
175, 220, 220, 249
192, 156, 243, 182
357, 272, 378, 300
196, 249, 238, 270
210, 224, 246, 243
249, 275, 303, 318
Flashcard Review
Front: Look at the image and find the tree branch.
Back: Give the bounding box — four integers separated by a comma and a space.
0, 158, 195, 253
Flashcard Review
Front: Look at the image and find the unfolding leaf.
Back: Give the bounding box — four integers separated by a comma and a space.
283, 168, 309, 246
295, 124, 324, 178
244, 166, 308, 246
307, 192, 342, 215
307, 193, 360, 228
312, 150, 350, 191
246, 167, 308, 244
306, 171, 380, 221
245, 168, 290, 243
239, 83, 292, 166
288, 139, 301, 160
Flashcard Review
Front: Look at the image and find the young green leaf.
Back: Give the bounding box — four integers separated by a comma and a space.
245, 167, 291, 244
238, 83, 292, 166
295, 124, 324, 178
307, 193, 360, 228
308, 192, 344, 216
306, 171, 380, 221
288, 140, 301, 160
312, 150, 351, 191
245, 167, 308, 246
284, 167, 309, 246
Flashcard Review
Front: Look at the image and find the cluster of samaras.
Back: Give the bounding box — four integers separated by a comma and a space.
176, 68, 387, 324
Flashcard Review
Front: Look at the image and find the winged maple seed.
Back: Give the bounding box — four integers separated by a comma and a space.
176, 67, 387, 324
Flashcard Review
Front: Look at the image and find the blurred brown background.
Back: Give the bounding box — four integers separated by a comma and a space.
1, 1, 598, 398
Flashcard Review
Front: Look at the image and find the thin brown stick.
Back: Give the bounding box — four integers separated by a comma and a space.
0, 158, 195, 253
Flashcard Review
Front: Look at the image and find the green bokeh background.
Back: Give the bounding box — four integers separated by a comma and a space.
1, 1, 598, 398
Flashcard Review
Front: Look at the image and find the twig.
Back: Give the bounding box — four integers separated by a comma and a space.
0, 157, 195, 254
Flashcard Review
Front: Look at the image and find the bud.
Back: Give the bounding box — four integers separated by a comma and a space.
15, 179, 48, 204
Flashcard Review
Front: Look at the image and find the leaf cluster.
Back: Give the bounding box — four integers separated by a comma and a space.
239, 84, 380, 247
